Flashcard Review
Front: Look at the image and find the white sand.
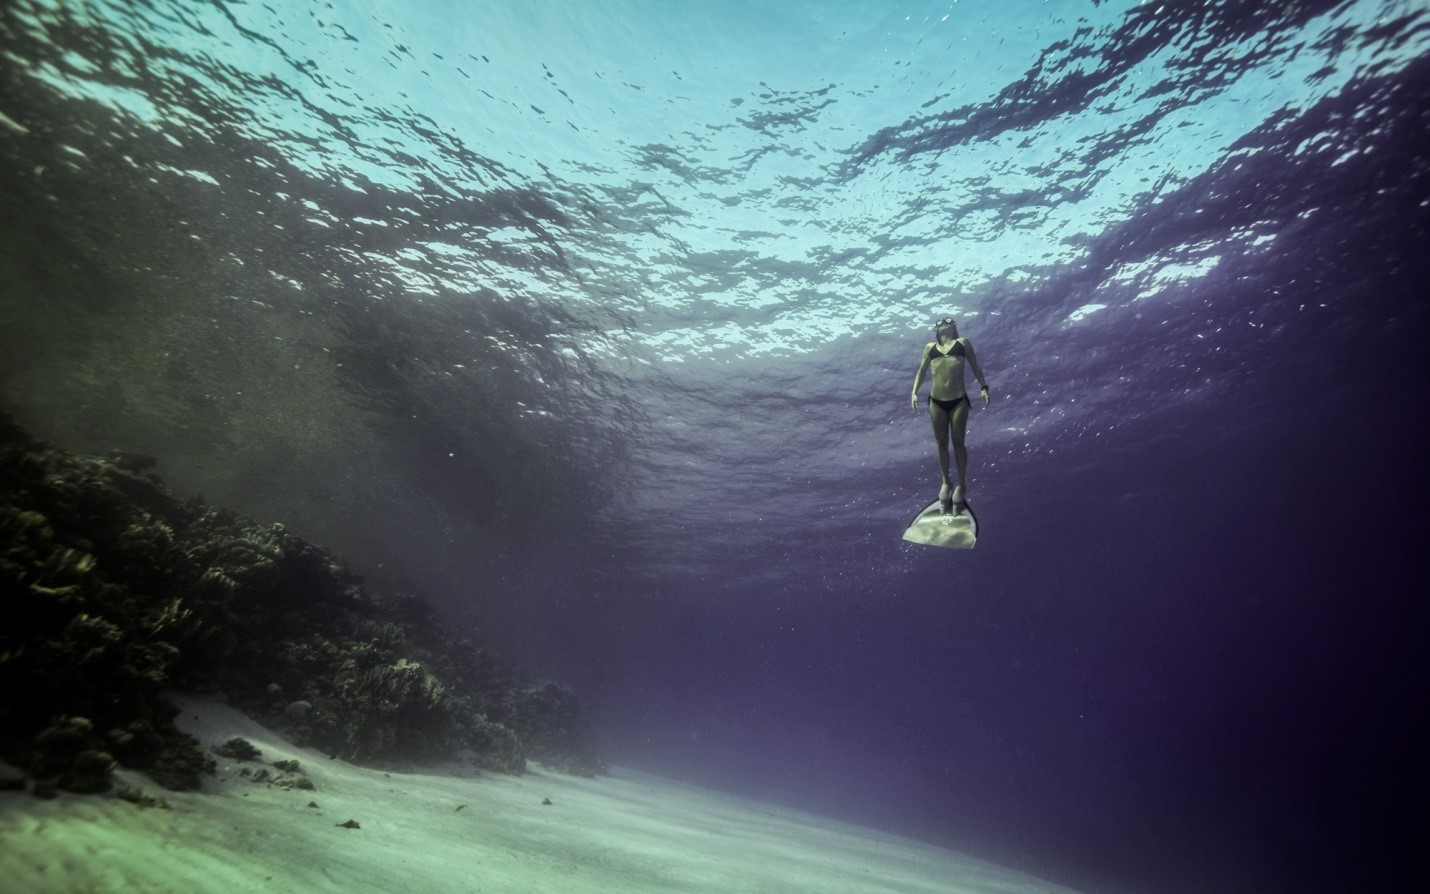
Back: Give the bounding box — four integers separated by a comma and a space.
0, 697, 1078, 893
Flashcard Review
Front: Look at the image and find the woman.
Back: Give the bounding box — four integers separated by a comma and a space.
909, 317, 990, 514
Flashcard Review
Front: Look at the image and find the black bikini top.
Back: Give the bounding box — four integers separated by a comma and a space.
928, 340, 966, 360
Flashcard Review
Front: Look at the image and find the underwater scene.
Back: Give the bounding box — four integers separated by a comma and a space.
2, 1, 1426, 892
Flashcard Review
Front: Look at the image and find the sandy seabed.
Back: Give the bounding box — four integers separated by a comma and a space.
0, 697, 1078, 894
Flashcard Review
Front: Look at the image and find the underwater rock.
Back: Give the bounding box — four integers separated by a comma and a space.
275, 773, 315, 791
267, 757, 314, 788
336, 819, 361, 829
105, 719, 165, 768
29, 716, 94, 771
64, 749, 118, 794
105, 451, 159, 475
0, 413, 603, 791
146, 733, 216, 791
213, 737, 262, 762
28, 717, 115, 794
512, 682, 605, 776
114, 783, 169, 809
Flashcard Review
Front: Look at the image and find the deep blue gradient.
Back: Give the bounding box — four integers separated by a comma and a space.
2, 2, 1427, 892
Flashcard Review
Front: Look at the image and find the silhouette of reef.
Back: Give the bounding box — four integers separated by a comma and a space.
0, 413, 603, 797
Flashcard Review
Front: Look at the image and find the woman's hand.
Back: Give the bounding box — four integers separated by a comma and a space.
910, 392, 920, 411
980, 386, 991, 407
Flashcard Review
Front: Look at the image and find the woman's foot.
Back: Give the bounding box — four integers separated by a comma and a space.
939, 481, 953, 513
951, 485, 966, 514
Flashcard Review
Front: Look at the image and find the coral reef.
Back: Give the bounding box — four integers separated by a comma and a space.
212, 738, 263, 762
0, 413, 603, 797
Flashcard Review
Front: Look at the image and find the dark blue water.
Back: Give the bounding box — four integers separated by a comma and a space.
2, 1, 1427, 891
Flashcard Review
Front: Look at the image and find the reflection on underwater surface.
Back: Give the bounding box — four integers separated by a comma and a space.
2, 1, 1427, 892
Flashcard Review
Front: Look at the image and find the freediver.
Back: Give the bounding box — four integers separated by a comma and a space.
909, 317, 990, 514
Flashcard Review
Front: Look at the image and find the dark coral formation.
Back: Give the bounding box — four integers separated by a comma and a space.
0, 414, 603, 796
212, 738, 263, 762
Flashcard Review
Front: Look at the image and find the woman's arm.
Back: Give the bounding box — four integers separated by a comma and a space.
963, 339, 991, 406
910, 343, 933, 410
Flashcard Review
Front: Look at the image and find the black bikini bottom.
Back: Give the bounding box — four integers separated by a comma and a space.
928, 395, 970, 413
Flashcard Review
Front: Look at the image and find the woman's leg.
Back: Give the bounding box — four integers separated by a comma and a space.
950, 396, 971, 497
928, 399, 952, 490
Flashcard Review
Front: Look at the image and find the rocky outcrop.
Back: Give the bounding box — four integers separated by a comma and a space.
0, 414, 603, 796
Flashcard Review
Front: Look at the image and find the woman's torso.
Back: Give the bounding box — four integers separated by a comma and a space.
927, 339, 967, 400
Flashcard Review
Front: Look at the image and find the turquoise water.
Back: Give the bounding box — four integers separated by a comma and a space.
2, 2, 1427, 891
